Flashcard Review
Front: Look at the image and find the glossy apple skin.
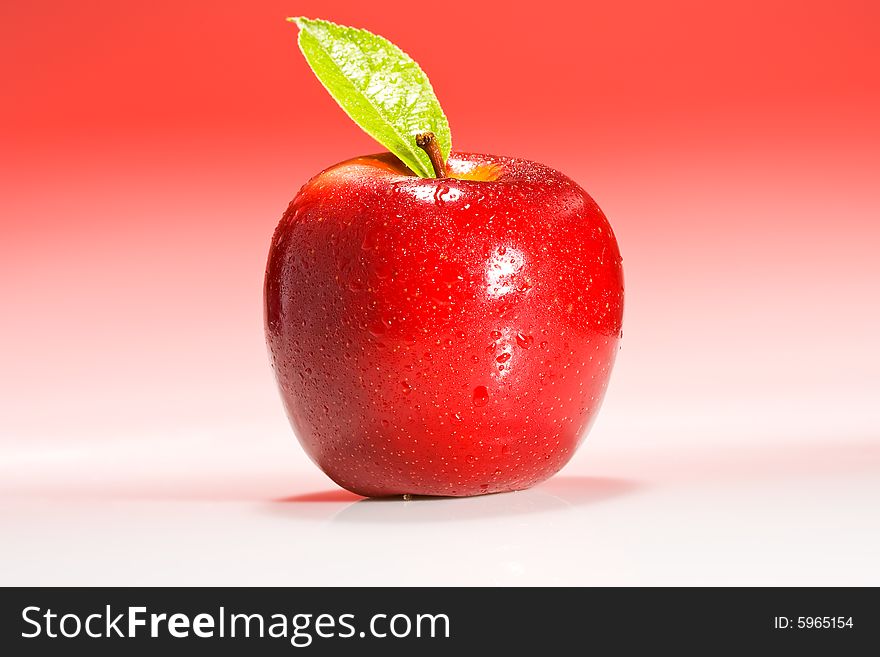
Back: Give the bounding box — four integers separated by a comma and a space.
265, 152, 623, 497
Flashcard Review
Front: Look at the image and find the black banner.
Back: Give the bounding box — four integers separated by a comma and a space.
1, 587, 875, 654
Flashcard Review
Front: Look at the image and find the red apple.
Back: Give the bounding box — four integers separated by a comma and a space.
265, 152, 623, 497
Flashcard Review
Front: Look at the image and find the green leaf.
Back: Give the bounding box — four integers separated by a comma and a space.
289, 17, 451, 178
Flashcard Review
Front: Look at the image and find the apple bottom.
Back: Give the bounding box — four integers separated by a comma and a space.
278, 332, 616, 498
294, 426, 599, 499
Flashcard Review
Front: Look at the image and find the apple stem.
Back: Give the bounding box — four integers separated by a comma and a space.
415, 132, 447, 178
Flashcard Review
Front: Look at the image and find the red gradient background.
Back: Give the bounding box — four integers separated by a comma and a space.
1, 1, 879, 583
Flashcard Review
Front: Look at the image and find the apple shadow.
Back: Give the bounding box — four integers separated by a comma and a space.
268, 475, 641, 524
276, 489, 364, 503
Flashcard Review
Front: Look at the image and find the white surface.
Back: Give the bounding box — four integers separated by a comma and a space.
2, 420, 878, 586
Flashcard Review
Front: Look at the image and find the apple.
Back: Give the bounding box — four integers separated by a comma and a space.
265, 151, 623, 497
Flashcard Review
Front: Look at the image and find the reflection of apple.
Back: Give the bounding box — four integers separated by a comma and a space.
265, 152, 623, 497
